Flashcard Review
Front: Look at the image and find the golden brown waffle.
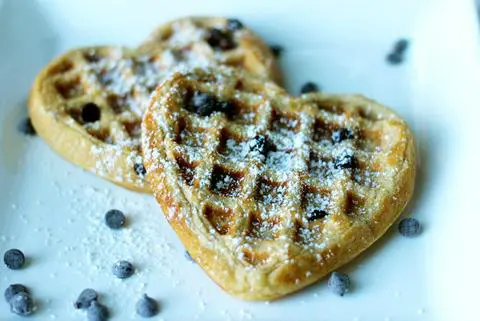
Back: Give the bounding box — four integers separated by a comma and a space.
29, 17, 281, 192
142, 67, 416, 300
140, 16, 282, 85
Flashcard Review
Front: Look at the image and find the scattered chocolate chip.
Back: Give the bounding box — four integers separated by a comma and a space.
269, 45, 283, 58
74, 288, 98, 310
10, 292, 35, 316
112, 260, 135, 279
227, 18, 244, 32
81, 103, 101, 123
134, 163, 147, 176
300, 82, 320, 94
307, 209, 328, 221
4, 284, 29, 303
17, 117, 36, 136
87, 301, 109, 321
386, 39, 409, 65
136, 294, 159, 318
328, 271, 351, 296
393, 39, 409, 54
398, 218, 421, 237
331, 128, 354, 144
334, 152, 356, 170
105, 209, 126, 230
205, 28, 236, 50
386, 53, 403, 65
3, 249, 25, 270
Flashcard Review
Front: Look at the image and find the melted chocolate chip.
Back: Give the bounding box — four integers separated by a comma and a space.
227, 19, 244, 32
334, 152, 356, 169
134, 163, 146, 176
187, 91, 236, 117
331, 128, 354, 144
216, 100, 237, 118
307, 209, 328, 221
250, 135, 275, 156
206, 28, 236, 51
81, 103, 101, 123
189, 91, 218, 116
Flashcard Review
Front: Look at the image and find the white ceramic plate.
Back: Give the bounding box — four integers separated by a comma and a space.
1, 0, 479, 320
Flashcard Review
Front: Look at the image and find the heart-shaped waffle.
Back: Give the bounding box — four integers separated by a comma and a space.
142, 67, 415, 300
29, 17, 281, 192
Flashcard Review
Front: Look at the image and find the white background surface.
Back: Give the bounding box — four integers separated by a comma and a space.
0, 0, 479, 320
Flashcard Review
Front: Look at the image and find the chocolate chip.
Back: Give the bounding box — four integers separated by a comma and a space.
87, 301, 109, 321
386, 52, 404, 65
206, 28, 236, 51
269, 45, 283, 58
136, 294, 159, 318
386, 39, 409, 65
188, 91, 216, 116
112, 260, 135, 279
300, 82, 320, 94
307, 209, 328, 221
81, 103, 101, 123
187, 91, 237, 118
74, 288, 98, 310
4, 284, 29, 303
216, 100, 237, 118
3, 249, 25, 270
398, 218, 421, 237
18, 117, 36, 136
250, 135, 275, 156
105, 209, 126, 230
10, 293, 35, 316
393, 39, 409, 54
134, 163, 147, 176
328, 272, 351, 296
227, 18, 244, 31
334, 152, 356, 169
331, 128, 354, 144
